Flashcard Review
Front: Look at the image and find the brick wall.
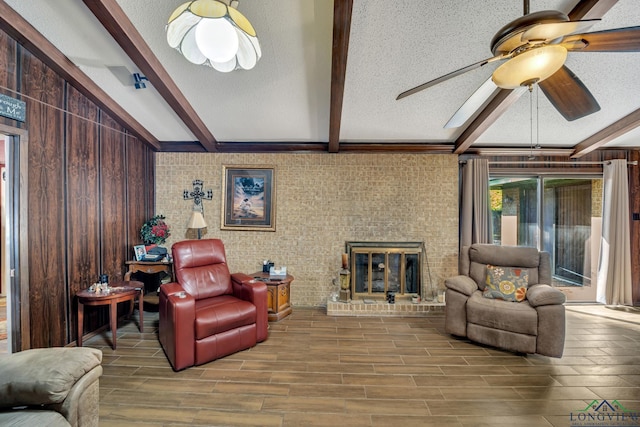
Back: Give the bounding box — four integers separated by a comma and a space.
155, 153, 459, 306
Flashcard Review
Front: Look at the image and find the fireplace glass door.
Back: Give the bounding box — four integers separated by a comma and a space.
347, 242, 423, 299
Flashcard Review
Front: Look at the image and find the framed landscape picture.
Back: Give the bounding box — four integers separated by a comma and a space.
221, 165, 276, 231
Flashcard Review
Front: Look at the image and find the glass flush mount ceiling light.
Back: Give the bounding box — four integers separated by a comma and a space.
166, 0, 261, 72
492, 45, 567, 89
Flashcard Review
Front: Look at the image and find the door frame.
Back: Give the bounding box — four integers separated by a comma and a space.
1, 124, 30, 351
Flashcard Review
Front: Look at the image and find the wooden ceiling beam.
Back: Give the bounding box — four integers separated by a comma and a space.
0, 1, 160, 150
572, 107, 640, 158
454, 0, 620, 154
328, 0, 353, 153
83, 0, 217, 152
339, 143, 452, 153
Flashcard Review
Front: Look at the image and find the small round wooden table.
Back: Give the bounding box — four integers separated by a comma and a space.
77, 281, 144, 350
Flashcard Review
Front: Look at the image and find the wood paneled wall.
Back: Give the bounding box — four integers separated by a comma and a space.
0, 30, 155, 348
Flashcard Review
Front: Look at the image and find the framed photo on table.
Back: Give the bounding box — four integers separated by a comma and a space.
221, 165, 275, 231
133, 245, 147, 261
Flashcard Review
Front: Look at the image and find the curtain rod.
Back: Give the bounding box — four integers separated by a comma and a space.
488, 160, 637, 166
459, 160, 638, 166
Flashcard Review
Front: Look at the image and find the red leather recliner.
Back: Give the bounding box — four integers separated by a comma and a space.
159, 239, 268, 371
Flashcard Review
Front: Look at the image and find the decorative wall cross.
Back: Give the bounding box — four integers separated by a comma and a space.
183, 179, 213, 212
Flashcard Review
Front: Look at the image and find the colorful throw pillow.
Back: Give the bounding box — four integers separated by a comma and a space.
484, 265, 528, 302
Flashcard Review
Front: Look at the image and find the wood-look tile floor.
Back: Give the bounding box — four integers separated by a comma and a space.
86, 307, 640, 427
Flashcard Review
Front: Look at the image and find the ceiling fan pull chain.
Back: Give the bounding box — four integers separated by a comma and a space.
529, 84, 534, 160
535, 84, 541, 150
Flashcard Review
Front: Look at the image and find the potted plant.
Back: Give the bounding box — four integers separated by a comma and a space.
140, 215, 171, 249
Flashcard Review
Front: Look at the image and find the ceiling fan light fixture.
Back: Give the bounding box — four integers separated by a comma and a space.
492, 45, 567, 89
166, 0, 261, 72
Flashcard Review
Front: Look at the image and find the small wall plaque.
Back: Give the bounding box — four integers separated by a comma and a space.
0, 94, 26, 122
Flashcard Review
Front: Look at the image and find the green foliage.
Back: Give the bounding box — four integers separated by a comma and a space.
140, 215, 170, 245
490, 189, 502, 212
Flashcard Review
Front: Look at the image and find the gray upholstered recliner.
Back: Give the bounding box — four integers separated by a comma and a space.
0, 347, 103, 426
445, 244, 566, 357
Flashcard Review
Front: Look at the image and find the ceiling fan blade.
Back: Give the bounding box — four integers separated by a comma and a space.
445, 78, 527, 128
562, 26, 640, 52
397, 55, 505, 100
521, 19, 599, 43
445, 79, 498, 128
538, 65, 600, 121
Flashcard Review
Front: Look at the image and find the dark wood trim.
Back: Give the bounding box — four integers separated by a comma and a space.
468, 149, 629, 166
0, 1, 160, 150
338, 143, 453, 153
83, 0, 217, 152
465, 147, 575, 157
160, 141, 328, 154
571, 107, 640, 158
157, 141, 455, 154
215, 142, 328, 153
454, 0, 620, 154
158, 141, 208, 153
328, 0, 353, 153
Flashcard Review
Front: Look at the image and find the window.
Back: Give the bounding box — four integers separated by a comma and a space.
490, 175, 602, 302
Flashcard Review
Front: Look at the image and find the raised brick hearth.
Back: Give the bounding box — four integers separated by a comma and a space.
326, 299, 445, 317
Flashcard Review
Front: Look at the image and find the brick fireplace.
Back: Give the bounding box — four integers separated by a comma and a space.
326, 298, 445, 317
327, 241, 443, 316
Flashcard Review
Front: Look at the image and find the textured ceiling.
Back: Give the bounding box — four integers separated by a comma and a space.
4, 0, 640, 153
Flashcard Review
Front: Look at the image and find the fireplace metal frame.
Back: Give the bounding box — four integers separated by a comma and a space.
345, 241, 426, 300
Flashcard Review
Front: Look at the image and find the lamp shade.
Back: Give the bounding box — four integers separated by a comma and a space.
166, 0, 261, 72
187, 211, 208, 229
492, 45, 567, 89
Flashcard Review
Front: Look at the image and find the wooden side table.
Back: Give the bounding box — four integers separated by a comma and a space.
252, 272, 293, 322
77, 281, 144, 350
124, 260, 174, 306
124, 260, 174, 282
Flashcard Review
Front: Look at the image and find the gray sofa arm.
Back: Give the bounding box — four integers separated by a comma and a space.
0, 347, 102, 427
445, 275, 477, 297
527, 284, 566, 307
53, 364, 102, 427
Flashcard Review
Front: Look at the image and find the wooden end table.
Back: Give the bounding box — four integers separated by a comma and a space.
77, 281, 144, 350
124, 260, 174, 305
124, 260, 174, 282
252, 272, 293, 322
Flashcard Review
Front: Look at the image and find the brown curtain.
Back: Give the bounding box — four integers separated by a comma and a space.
460, 159, 492, 260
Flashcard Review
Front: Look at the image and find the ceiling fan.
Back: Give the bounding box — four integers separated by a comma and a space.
397, 0, 640, 128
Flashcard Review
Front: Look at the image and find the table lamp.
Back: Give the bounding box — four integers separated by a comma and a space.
187, 211, 207, 239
